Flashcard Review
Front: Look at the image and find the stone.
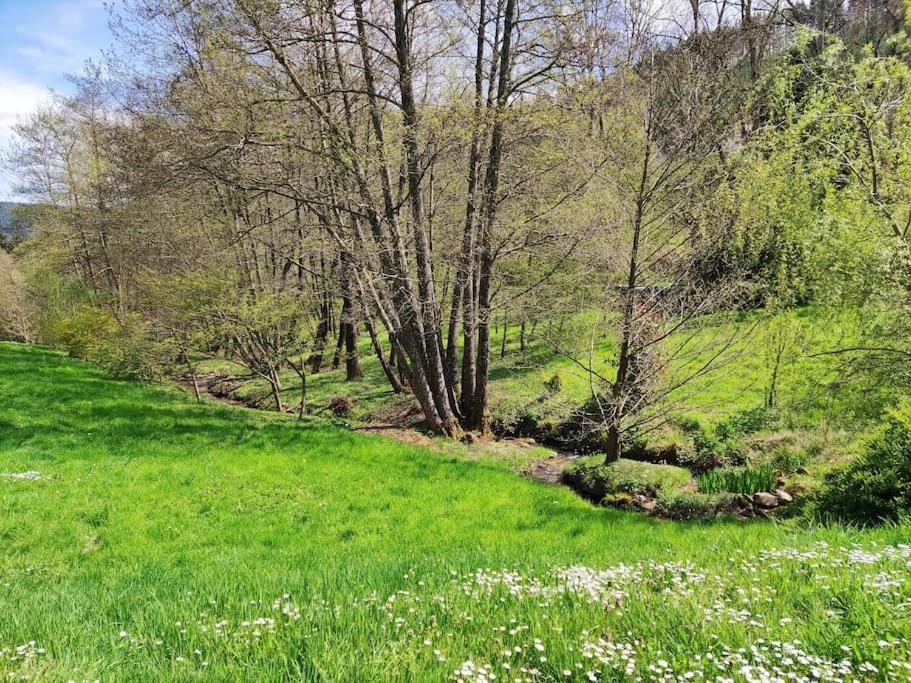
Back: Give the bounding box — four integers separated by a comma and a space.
774, 488, 793, 504
753, 491, 779, 509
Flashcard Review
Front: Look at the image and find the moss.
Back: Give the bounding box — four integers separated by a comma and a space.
563, 458, 692, 502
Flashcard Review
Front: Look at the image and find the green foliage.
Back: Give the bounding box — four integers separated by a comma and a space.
51, 305, 120, 358
543, 372, 563, 395
814, 402, 911, 524
716, 406, 780, 440
668, 406, 781, 472
51, 305, 167, 380
698, 464, 777, 495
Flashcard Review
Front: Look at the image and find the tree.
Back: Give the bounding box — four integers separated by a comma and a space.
559, 23, 753, 462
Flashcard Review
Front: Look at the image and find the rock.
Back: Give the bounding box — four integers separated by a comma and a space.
639, 498, 657, 513
774, 488, 793, 504
753, 491, 779, 509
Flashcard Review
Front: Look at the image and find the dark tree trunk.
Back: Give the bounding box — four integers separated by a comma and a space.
604, 423, 622, 463
445, 0, 487, 404
469, 0, 518, 435
309, 297, 331, 373
344, 321, 361, 381
268, 367, 284, 413
500, 314, 508, 359
365, 311, 404, 393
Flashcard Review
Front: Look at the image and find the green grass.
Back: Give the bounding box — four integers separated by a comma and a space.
198, 306, 887, 439
563, 458, 693, 502
1, 342, 910, 681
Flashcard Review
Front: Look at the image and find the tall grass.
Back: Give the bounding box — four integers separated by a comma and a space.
697, 463, 777, 494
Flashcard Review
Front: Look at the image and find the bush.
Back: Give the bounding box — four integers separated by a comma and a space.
654, 491, 738, 520
563, 458, 691, 502
697, 463, 776, 495
813, 403, 911, 525
674, 415, 703, 435
51, 306, 165, 380
543, 373, 563, 395
676, 406, 780, 472
51, 305, 120, 359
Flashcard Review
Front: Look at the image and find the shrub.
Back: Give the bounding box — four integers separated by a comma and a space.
697, 463, 776, 495
813, 403, 911, 525
563, 458, 691, 502
543, 373, 563, 395
51, 305, 120, 359
674, 415, 703, 435
767, 444, 808, 474
51, 306, 166, 380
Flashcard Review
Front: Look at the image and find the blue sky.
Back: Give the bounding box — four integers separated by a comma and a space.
0, 0, 114, 200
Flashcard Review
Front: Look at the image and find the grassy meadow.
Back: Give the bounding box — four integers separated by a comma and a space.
1, 342, 910, 681
198, 306, 878, 431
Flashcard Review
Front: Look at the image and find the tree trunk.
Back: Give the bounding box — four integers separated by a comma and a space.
309, 297, 331, 373
268, 367, 284, 412
469, 0, 518, 435
604, 423, 622, 463
604, 130, 651, 465
500, 314, 508, 359
445, 0, 487, 404
344, 321, 361, 381
365, 311, 404, 393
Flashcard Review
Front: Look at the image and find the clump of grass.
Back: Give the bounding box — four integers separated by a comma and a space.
697, 463, 776, 494
563, 458, 692, 502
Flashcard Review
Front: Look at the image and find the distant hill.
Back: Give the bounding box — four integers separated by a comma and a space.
0, 202, 35, 248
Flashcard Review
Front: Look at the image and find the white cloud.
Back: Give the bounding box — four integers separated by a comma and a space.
0, 0, 108, 200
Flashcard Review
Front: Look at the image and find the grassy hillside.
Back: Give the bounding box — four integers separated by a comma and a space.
197, 306, 887, 462
1, 343, 910, 681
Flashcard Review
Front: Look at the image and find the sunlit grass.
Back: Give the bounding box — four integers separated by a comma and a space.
1, 342, 909, 681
